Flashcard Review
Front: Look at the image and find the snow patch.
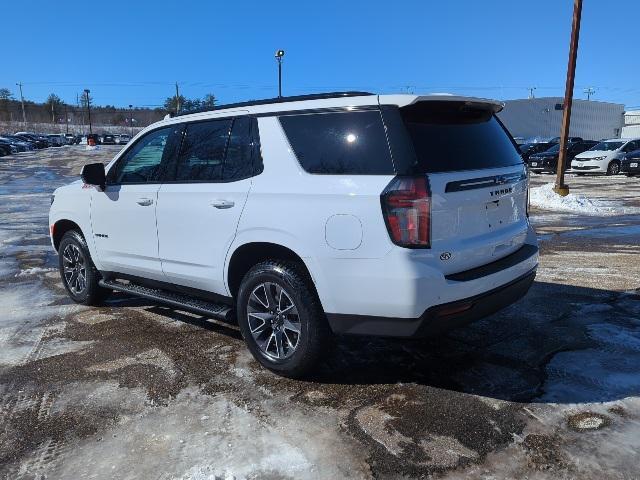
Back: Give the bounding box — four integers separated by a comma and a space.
15, 266, 56, 277
530, 183, 621, 215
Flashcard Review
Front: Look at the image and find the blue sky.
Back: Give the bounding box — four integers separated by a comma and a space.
3, 0, 639, 108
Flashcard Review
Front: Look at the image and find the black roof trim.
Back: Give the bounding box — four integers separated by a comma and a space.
175, 91, 375, 116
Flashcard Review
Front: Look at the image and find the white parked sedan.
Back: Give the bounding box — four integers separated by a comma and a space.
572, 138, 640, 175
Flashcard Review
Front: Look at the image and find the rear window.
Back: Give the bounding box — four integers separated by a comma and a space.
279, 110, 394, 174
398, 101, 523, 173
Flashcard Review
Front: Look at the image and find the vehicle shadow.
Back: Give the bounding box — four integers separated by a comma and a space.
315, 281, 640, 404
104, 281, 639, 405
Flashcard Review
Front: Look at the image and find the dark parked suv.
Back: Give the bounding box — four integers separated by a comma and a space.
519, 142, 554, 162
621, 149, 640, 177
102, 134, 116, 145
528, 141, 598, 173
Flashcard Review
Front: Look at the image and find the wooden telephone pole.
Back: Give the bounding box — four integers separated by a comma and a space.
554, 0, 583, 196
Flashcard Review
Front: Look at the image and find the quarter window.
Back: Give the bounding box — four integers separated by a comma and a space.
174, 119, 232, 182
279, 111, 395, 175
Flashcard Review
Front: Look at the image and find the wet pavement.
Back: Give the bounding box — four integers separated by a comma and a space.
1, 147, 639, 479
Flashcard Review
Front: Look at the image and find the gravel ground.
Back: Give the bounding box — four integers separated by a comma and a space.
1, 146, 639, 480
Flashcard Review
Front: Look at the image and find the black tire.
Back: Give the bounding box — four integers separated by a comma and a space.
236, 260, 330, 378
58, 230, 111, 305
606, 161, 620, 176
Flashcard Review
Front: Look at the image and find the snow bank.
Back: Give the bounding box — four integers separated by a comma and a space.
529, 183, 620, 215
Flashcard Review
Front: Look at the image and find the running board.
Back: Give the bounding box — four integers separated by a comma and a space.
99, 279, 233, 321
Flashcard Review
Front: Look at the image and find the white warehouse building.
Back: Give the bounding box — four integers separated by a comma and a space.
497, 97, 624, 141
622, 110, 640, 138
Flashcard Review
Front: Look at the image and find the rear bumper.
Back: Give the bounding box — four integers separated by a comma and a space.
621, 160, 640, 174
327, 268, 536, 338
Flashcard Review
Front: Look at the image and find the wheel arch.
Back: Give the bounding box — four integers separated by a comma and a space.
225, 241, 327, 309
52, 219, 84, 251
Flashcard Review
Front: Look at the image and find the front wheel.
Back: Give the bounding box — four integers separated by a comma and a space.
236, 260, 330, 378
58, 230, 111, 305
606, 161, 621, 176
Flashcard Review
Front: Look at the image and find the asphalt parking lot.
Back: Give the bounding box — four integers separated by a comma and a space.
1, 146, 639, 480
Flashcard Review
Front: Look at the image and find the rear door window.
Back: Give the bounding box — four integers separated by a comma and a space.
223, 116, 258, 181
279, 110, 394, 174
395, 101, 523, 174
173, 119, 232, 182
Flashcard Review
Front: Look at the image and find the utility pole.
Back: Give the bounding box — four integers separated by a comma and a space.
554, 0, 583, 197
175, 82, 180, 113
584, 87, 595, 100
65, 103, 69, 134
77, 93, 83, 132
84, 89, 92, 134
16, 82, 27, 127
528, 87, 536, 99
51, 101, 55, 124
129, 104, 133, 136
275, 50, 285, 97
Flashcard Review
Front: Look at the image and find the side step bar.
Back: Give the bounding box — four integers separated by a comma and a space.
99, 279, 233, 321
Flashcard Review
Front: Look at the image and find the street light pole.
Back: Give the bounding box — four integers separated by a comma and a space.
84, 89, 92, 134
16, 82, 27, 127
129, 104, 133, 136
275, 50, 285, 98
554, 0, 583, 197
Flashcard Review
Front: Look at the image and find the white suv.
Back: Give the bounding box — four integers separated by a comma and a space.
572, 138, 640, 175
49, 92, 538, 377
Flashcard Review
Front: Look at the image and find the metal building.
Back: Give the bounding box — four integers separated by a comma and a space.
497, 97, 624, 141
622, 110, 640, 138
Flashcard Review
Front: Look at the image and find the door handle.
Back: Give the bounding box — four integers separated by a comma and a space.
210, 199, 235, 209
136, 198, 154, 206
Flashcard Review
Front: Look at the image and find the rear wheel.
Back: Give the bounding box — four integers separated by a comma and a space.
606, 161, 621, 176
236, 260, 329, 378
58, 230, 111, 305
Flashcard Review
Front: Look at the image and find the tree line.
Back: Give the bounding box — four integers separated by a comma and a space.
0, 88, 218, 129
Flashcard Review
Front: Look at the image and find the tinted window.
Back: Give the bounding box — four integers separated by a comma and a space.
224, 117, 255, 181
280, 110, 394, 174
110, 127, 174, 184
399, 102, 523, 173
174, 119, 231, 182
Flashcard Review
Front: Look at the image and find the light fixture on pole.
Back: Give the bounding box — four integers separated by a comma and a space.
84, 89, 92, 134
275, 49, 285, 98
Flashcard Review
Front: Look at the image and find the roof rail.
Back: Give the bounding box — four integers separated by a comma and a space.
175, 91, 375, 116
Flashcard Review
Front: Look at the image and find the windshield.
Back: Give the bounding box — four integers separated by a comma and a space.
542, 144, 560, 154
590, 141, 624, 151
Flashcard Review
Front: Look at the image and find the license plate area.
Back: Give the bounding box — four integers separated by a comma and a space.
485, 198, 513, 229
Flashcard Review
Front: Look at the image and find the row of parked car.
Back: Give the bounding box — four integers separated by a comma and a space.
0, 132, 131, 156
519, 136, 640, 177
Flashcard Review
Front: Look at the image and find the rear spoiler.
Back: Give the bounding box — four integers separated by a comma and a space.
380, 94, 505, 113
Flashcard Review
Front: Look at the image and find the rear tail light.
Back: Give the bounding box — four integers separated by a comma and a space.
381, 176, 431, 248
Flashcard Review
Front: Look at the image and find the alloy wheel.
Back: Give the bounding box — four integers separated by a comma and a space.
62, 244, 87, 294
609, 162, 620, 175
247, 282, 301, 361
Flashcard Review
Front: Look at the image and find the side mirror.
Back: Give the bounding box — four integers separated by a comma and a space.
81, 162, 106, 189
